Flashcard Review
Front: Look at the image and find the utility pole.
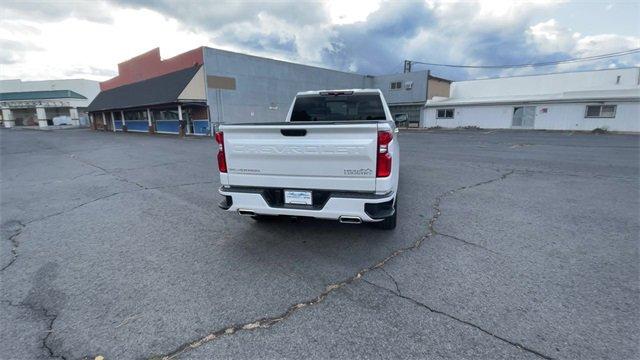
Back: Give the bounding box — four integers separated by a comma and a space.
403, 60, 412, 73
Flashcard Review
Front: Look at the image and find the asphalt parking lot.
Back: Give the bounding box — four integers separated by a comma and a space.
1, 128, 638, 360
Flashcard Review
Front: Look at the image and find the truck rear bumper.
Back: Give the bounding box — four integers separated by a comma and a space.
219, 186, 395, 222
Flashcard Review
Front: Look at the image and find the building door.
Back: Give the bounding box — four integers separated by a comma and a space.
512, 106, 536, 128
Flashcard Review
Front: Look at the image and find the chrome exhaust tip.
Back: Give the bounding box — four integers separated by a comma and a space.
339, 216, 362, 224
237, 209, 256, 216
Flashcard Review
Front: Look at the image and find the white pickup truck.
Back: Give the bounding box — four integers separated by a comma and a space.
216, 89, 399, 229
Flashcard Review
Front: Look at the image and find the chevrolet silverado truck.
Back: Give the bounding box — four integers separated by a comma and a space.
216, 89, 399, 229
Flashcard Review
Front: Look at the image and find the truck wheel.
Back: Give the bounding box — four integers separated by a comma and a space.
375, 200, 397, 230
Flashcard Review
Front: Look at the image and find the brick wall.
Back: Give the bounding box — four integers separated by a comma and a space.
101, 47, 204, 91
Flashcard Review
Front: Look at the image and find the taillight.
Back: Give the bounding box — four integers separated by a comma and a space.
376, 130, 393, 177
215, 131, 227, 173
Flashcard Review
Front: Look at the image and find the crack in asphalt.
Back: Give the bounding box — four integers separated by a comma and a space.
1, 221, 25, 272
111, 160, 187, 172
379, 267, 401, 296
0, 192, 122, 272
436, 231, 500, 255
510, 168, 635, 182
362, 279, 553, 360
67, 154, 220, 191
149, 170, 517, 360
65, 153, 149, 189
1, 141, 219, 274
1, 300, 67, 359
0, 176, 216, 274
41, 307, 66, 359
1, 151, 217, 274
0, 177, 220, 359
146, 181, 218, 190
27, 192, 123, 226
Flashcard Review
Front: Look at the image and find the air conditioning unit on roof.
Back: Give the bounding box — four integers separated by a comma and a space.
405, 81, 413, 90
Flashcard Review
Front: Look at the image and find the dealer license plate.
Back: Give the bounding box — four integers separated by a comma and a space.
284, 190, 312, 205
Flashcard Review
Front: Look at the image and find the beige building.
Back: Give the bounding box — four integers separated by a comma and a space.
1, 79, 100, 128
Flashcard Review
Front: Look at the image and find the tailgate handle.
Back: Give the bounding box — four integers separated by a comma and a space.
281, 129, 307, 136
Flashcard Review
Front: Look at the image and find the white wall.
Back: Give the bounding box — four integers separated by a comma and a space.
423, 101, 640, 132
451, 68, 640, 99
423, 106, 510, 129
0, 79, 101, 107
535, 102, 640, 132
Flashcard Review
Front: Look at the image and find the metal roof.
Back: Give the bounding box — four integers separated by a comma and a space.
0, 90, 87, 101
87, 66, 201, 112
428, 75, 452, 83
424, 89, 640, 107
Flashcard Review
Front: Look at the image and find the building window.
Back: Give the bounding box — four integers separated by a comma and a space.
585, 105, 616, 118
436, 108, 454, 119
124, 110, 147, 120
390, 81, 402, 90
153, 109, 179, 120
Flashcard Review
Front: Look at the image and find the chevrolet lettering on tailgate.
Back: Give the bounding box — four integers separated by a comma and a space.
231, 144, 368, 156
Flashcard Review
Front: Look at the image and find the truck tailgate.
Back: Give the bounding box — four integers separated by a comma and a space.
221, 122, 378, 192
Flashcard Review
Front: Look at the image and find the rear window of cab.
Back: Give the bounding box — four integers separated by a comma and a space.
291, 94, 386, 122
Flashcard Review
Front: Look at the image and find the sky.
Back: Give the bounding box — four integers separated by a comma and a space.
1, 0, 639, 82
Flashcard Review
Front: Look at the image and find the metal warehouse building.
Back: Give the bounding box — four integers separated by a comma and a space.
87, 47, 450, 135
423, 68, 640, 132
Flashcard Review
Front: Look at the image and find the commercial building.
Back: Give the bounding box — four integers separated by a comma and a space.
1, 79, 100, 128
423, 68, 640, 132
87, 47, 450, 135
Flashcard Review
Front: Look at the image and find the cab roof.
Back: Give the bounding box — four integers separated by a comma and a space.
295, 89, 382, 96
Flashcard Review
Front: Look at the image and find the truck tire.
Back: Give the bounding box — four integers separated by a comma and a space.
375, 200, 397, 230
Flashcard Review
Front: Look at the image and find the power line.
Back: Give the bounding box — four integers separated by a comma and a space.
406, 48, 640, 69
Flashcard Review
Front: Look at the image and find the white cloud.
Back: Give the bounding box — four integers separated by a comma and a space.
0, 0, 638, 82
2, 0, 115, 23
527, 19, 579, 54
528, 18, 640, 58
575, 34, 640, 56
0, 6, 211, 80
326, 0, 382, 25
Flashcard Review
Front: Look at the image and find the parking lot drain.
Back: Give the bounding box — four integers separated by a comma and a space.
152, 171, 525, 360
